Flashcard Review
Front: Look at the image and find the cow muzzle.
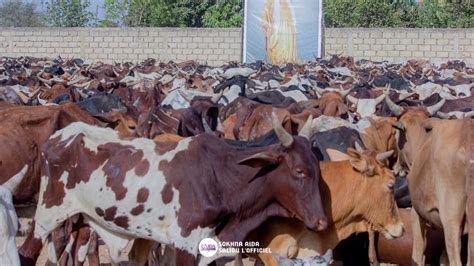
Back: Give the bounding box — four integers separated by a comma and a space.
304, 215, 328, 232
383, 222, 404, 239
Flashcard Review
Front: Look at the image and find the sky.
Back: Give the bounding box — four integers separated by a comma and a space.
25, 0, 106, 18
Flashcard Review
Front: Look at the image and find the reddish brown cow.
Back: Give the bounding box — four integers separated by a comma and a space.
0, 103, 97, 202
30, 114, 328, 265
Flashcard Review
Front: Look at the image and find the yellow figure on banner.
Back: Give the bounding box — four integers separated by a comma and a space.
261, 0, 297, 64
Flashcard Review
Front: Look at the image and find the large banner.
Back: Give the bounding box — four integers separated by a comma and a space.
243, 0, 323, 64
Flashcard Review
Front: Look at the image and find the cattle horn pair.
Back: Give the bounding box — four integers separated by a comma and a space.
337, 86, 350, 97
272, 112, 313, 147
347, 94, 384, 106
37, 71, 52, 86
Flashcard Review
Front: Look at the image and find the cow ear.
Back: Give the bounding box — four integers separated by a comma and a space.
238, 152, 280, 168
326, 149, 350, 162
347, 148, 369, 173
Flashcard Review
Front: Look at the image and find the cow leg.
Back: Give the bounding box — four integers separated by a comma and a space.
86, 231, 100, 266
129, 239, 156, 266
234, 252, 244, 266
18, 221, 44, 266
85, 218, 129, 264
175, 248, 196, 266
368, 230, 380, 266
73, 226, 97, 265
439, 213, 463, 265
46, 235, 60, 263
411, 209, 427, 265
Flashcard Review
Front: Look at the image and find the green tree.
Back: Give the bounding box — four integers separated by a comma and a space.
42, 0, 96, 27
203, 0, 242, 27
119, 0, 215, 27
324, 0, 473, 28
0, 0, 44, 27
102, 0, 129, 27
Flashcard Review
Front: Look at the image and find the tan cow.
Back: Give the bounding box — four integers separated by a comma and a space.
247, 148, 404, 266
313, 90, 348, 117
359, 116, 398, 166
393, 110, 471, 265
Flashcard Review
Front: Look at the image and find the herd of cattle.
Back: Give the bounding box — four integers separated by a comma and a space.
0, 55, 472, 266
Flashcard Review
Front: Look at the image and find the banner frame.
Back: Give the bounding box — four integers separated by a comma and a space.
241, 0, 325, 63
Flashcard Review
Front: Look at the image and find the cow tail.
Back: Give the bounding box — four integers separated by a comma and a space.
468, 119, 474, 265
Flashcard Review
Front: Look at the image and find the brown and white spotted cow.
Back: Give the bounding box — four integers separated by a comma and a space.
32, 113, 327, 265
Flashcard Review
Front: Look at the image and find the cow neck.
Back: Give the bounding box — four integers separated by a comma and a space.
402, 119, 432, 170
319, 161, 369, 243
198, 135, 277, 217
159, 134, 280, 239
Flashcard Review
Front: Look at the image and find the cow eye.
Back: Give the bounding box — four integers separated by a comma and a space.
295, 168, 305, 177
387, 182, 395, 190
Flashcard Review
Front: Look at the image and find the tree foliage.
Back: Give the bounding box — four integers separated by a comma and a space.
102, 0, 242, 27
2, 0, 466, 28
0, 0, 44, 27
325, 0, 473, 28
102, 0, 128, 27
42, 0, 96, 27
203, 0, 243, 27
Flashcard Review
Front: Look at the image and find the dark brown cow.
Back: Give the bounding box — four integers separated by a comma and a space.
31, 114, 327, 265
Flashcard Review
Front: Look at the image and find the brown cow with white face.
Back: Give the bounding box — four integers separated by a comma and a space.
32, 113, 327, 265
247, 148, 403, 266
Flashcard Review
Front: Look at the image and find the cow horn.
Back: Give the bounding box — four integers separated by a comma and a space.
272, 112, 293, 147
376, 150, 394, 161
178, 90, 193, 102
436, 111, 451, 119
338, 86, 350, 97
464, 111, 474, 118
399, 92, 415, 101
202, 117, 213, 134
384, 95, 404, 116
298, 115, 313, 139
37, 73, 52, 85
426, 99, 446, 116
315, 87, 325, 97
211, 90, 224, 104
355, 141, 364, 152
347, 94, 359, 105
375, 94, 385, 105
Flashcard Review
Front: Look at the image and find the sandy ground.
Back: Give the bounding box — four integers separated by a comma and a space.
16, 236, 254, 266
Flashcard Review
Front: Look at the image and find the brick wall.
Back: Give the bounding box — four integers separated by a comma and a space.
325, 28, 474, 66
0, 28, 242, 66
0, 27, 473, 66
